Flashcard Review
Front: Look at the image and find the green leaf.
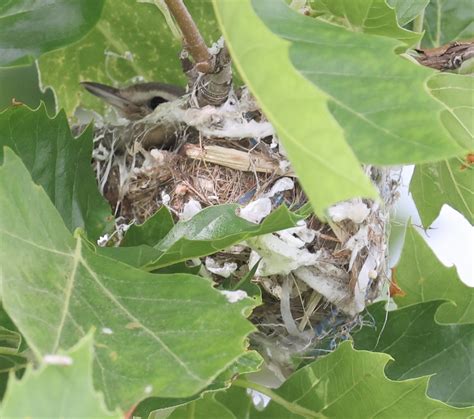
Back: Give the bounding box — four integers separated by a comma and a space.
0, 149, 257, 409
0, 0, 105, 67
394, 225, 474, 323
133, 351, 262, 418
121, 206, 174, 247
428, 73, 473, 150
0, 105, 113, 239
410, 157, 474, 227
147, 205, 301, 269
37, 0, 220, 115
0, 334, 120, 419
168, 394, 235, 419
213, 0, 377, 217
252, 0, 462, 165
97, 244, 161, 268
248, 341, 474, 418
310, 0, 421, 44
353, 301, 474, 407
387, 0, 430, 26
423, 0, 474, 48
0, 64, 55, 113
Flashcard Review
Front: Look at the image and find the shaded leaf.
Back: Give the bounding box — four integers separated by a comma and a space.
0, 149, 257, 409
249, 341, 474, 418
133, 351, 262, 418
353, 301, 474, 407
37, 0, 220, 115
394, 225, 474, 323
423, 0, 474, 48
121, 206, 174, 247
387, 0, 430, 26
0, 105, 113, 239
0, 64, 55, 113
410, 157, 474, 227
214, 0, 377, 217
0, 0, 105, 67
97, 244, 161, 268
310, 0, 421, 44
168, 394, 235, 419
0, 334, 120, 418
147, 205, 302, 269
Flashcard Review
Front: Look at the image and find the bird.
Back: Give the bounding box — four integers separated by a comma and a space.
81, 81, 186, 120
80, 81, 187, 150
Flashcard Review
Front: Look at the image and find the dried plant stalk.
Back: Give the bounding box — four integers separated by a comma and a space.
182, 144, 296, 176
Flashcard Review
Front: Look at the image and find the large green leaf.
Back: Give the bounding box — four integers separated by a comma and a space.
0, 149, 257, 409
0, 0, 105, 67
213, 0, 377, 216
0, 334, 120, 418
310, 0, 421, 44
147, 204, 302, 269
0, 105, 113, 239
423, 0, 474, 48
253, 0, 462, 164
235, 342, 473, 418
410, 157, 474, 227
259, 342, 474, 417
394, 225, 474, 323
353, 301, 474, 407
37, 0, 220, 116
387, 0, 430, 26
214, 0, 463, 214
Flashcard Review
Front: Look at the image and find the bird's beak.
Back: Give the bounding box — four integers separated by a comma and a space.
80, 81, 142, 118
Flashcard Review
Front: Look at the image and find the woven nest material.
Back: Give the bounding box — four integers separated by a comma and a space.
90, 87, 400, 380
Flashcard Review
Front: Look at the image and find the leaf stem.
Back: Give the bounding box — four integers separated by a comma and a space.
232, 379, 325, 419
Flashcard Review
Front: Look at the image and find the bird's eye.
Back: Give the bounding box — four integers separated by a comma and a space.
149, 96, 168, 109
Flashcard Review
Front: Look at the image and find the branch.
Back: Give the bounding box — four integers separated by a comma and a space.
164, 0, 214, 73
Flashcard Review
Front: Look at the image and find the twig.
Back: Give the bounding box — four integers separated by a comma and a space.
183, 144, 296, 176
164, 0, 214, 73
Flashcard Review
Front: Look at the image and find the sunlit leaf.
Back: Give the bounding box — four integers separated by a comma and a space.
213, 0, 377, 216
427, 73, 473, 150
394, 225, 474, 323
0, 149, 257, 409
0, 334, 120, 418
353, 301, 474, 407
411, 157, 474, 227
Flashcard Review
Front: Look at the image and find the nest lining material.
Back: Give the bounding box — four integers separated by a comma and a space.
90, 87, 400, 377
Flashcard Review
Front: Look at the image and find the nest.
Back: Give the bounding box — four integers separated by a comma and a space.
90, 87, 400, 381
